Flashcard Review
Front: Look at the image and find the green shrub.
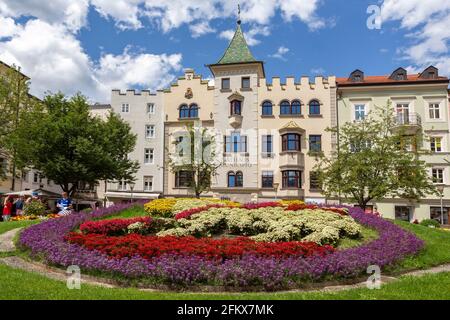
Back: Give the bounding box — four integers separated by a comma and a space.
23, 200, 46, 216
420, 219, 440, 228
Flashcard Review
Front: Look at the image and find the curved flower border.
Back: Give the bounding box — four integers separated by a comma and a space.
19, 203, 424, 290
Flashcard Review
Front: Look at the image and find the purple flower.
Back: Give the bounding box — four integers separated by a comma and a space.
19, 204, 424, 290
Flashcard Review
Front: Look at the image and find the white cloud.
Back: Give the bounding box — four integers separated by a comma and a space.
190, 21, 216, 38
381, 0, 450, 75
278, 0, 325, 30
269, 46, 290, 60
0, 17, 22, 38
95, 48, 182, 99
0, 20, 96, 98
0, 0, 328, 102
0, 0, 89, 32
91, 0, 142, 30
0, 19, 182, 102
219, 25, 270, 46
92, 0, 326, 36
310, 67, 325, 75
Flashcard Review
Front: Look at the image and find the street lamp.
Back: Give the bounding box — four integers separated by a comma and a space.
129, 181, 136, 203
273, 182, 279, 201
437, 185, 445, 225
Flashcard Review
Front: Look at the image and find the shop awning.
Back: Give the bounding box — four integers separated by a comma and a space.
105, 192, 160, 200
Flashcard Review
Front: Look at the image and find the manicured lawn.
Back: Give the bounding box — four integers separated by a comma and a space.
1, 214, 450, 299
0, 220, 40, 234
102, 206, 148, 219
387, 221, 450, 273
0, 262, 448, 300
337, 226, 378, 249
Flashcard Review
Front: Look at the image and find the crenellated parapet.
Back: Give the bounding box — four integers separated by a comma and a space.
111, 89, 159, 97
260, 76, 336, 92
163, 69, 215, 94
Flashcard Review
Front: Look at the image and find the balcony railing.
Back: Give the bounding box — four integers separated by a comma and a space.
279, 152, 305, 168
393, 113, 422, 127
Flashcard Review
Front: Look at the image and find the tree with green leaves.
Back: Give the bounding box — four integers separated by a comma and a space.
0, 64, 37, 186
10, 92, 139, 197
168, 123, 220, 198
316, 102, 436, 210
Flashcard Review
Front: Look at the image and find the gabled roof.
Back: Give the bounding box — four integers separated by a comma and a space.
216, 23, 256, 65
337, 74, 449, 86
338, 66, 449, 87
279, 121, 305, 133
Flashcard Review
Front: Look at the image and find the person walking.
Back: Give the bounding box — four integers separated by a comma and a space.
2, 196, 13, 222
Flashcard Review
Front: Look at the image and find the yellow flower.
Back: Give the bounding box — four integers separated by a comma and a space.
144, 198, 177, 217
279, 200, 305, 206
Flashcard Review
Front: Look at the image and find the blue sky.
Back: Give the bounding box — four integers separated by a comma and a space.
0, 0, 448, 102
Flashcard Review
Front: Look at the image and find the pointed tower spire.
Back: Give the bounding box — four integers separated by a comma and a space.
237, 3, 241, 25
215, 7, 257, 65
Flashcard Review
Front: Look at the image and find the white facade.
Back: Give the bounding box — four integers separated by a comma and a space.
106, 90, 164, 201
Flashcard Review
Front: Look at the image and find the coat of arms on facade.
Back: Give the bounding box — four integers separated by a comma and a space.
185, 88, 193, 99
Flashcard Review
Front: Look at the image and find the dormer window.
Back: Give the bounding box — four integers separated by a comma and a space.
349, 70, 364, 82
419, 66, 439, 79
230, 100, 242, 116
390, 67, 408, 81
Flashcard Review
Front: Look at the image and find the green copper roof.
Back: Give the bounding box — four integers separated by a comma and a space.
216, 24, 256, 65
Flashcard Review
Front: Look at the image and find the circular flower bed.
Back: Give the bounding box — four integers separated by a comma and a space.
19, 201, 424, 291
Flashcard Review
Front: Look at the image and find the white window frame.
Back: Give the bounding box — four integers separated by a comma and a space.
354, 104, 366, 121
428, 103, 441, 120
121, 103, 130, 113
147, 103, 155, 114
390, 97, 415, 118
118, 180, 128, 191
430, 136, 444, 153
145, 125, 156, 139
431, 168, 445, 184
424, 98, 446, 122
350, 99, 371, 121
143, 176, 153, 192
144, 148, 154, 164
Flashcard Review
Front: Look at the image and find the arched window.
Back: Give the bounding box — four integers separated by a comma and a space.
227, 171, 243, 187
236, 171, 243, 187
282, 133, 301, 151
189, 104, 198, 118
309, 100, 321, 115
291, 100, 301, 115
230, 100, 242, 115
280, 100, 291, 115
179, 104, 189, 118
228, 172, 236, 187
262, 101, 273, 116
179, 104, 199, 118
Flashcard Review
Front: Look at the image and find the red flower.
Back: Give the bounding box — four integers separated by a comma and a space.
175, 204, 227, 220
65, 234, 335, 261
80, 217, 152, 236
285, 203, 348, 215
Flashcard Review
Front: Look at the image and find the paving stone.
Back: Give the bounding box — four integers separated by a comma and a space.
0, 228, 22, 252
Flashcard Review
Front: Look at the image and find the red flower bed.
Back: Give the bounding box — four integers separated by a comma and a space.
285, 203, 348, 215
241, 202, 282, 210
80, 217, 152, 236
175, 204, 226, 220
66, 233, 335, 260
